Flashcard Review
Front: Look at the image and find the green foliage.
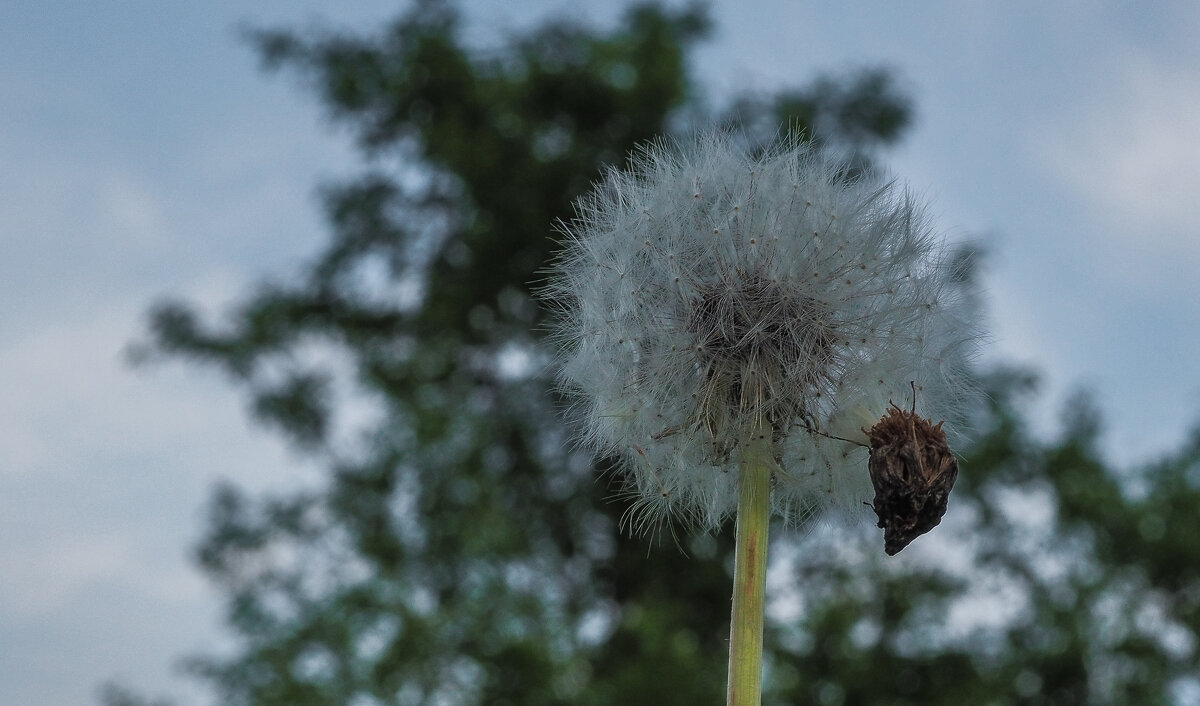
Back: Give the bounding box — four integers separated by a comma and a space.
119, 1, 1200, 704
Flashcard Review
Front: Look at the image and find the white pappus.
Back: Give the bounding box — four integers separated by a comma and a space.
542, 131, 980, 533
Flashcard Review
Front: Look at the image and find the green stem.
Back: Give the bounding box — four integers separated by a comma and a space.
727, 431, 772, 706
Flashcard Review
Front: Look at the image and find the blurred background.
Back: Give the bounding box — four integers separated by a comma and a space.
2, 1, 1200, 704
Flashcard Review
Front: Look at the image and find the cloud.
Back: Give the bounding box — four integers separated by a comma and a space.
0, 286, 317, 617
0, 529, 209, 617
1033, 47, 1200, 284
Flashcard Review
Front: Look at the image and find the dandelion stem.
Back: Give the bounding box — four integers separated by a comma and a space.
727, 430, 771, 706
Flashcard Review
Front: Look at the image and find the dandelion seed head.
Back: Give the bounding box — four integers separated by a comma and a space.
543, 131, 981, 532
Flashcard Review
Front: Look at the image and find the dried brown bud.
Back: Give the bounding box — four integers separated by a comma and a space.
865, 405, 959, 555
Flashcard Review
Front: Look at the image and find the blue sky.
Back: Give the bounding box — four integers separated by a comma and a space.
2, 2, 1199, 704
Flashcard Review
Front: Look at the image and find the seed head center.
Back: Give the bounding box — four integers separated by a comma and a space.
686, 271, 839, 433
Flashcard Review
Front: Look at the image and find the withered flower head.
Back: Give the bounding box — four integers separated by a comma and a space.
866, 404, 960, 555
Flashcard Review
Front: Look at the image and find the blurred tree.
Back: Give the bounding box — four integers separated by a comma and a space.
117, 1, 1200, 705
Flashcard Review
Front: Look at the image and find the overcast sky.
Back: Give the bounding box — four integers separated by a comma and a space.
2, 2, 1199, 704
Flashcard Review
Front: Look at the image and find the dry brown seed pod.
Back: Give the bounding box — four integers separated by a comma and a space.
864, 403, 959, 555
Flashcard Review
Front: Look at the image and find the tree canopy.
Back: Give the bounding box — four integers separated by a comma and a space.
119, 2, 1200, 704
